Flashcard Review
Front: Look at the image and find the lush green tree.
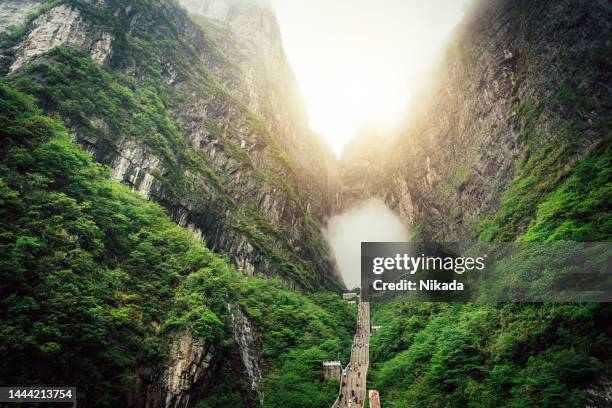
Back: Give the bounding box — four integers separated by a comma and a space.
0, 82, 355, 407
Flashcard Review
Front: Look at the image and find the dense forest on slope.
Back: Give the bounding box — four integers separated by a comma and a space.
0, 82, 354, 406
368, 149, 612, 408
370, 301, 611, 407
369, 187, 612, 407
0, 1, 357, 406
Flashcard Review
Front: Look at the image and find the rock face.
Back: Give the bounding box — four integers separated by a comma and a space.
130, 332, 216, 408
337, 123, 394, 210
336, 1, 611, 404
3, 0, 608, 406
0, 0, 45, 35
177, 0, 338, 222
163, 333, 214, 408
0, 1, 341, 406
229, 304, 264, 405
8, 3, 113, 72
586, 374, 612, 408
0, 0, 342, 293
338, 0, 611, 241
129, 305, 264, 408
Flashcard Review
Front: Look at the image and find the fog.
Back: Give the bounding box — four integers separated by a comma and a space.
325, 199, 410, 289
271, 0, 470, 154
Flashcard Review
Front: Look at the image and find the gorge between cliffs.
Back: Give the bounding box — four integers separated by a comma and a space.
0, 0, 610, 407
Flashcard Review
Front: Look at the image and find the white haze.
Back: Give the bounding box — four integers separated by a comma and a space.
271, 0, 470, 155
325, 199, 410, 289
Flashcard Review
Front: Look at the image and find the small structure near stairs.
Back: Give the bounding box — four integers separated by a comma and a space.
323, 360, 342, 382
342, 292, 358, 301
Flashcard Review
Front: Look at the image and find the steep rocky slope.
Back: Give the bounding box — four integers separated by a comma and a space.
0, 1, 352, 407
338, 123, 393, 209
0, 82, 355, 408
342, 1, 611, 406
1, 0, 610, 406
0, 0, 342, 292
339, 0, 610, 241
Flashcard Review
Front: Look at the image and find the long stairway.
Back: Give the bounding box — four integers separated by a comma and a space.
333, 301, 370, 407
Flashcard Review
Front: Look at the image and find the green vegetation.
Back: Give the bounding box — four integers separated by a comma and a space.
370, 302, 610, 408
371, 138, 610, 407
370, 127, 612, 408
5, 0, 340, 291
12, 47, 221, 199
369, 49, 612, 408
521, 151, 611, 242
452, 164, 469, 188
3, 1, 609, 407
373, 155, 611, 406
0, 80, 211, 404
0, 82, 354, 407
198, 287, 355, 408
477, 55, 611, 242
251, 290, 353, 406
476, 108, 610, 242
0, 0, 341, 291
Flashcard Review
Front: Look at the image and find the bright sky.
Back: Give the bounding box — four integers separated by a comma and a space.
271, 0, 470, 155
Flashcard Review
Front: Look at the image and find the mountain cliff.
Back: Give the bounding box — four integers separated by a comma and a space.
1, 0, 610, 407
0, 80, 355, 407
0, 0, 342, 292
340, 0, 610, 242
0, 0, 353, 407
342, 1, 611, 406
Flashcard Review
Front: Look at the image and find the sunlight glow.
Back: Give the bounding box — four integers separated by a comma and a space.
271, 0, 470, 155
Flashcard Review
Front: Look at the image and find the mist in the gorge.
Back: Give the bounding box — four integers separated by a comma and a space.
325, 199, 410, 289
271, 0, 470, 154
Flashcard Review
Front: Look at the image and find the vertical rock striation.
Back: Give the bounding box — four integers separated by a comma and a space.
0, 1, 343, 406
338, 1, 611, 403
338, 0, 610, 241
129, 332, 216, 408
0, 0, 342, 292
229, 303, 264, 405
177, 0, 339, 223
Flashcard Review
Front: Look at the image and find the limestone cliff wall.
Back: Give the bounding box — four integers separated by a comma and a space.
339, 0, 611, 241
0, 0, 45, 35
0, 0, 341, 292
178, 0, 339, 222
0, 1, 340, 406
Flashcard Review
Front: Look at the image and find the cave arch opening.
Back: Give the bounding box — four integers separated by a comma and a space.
324, 198, 410, 290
